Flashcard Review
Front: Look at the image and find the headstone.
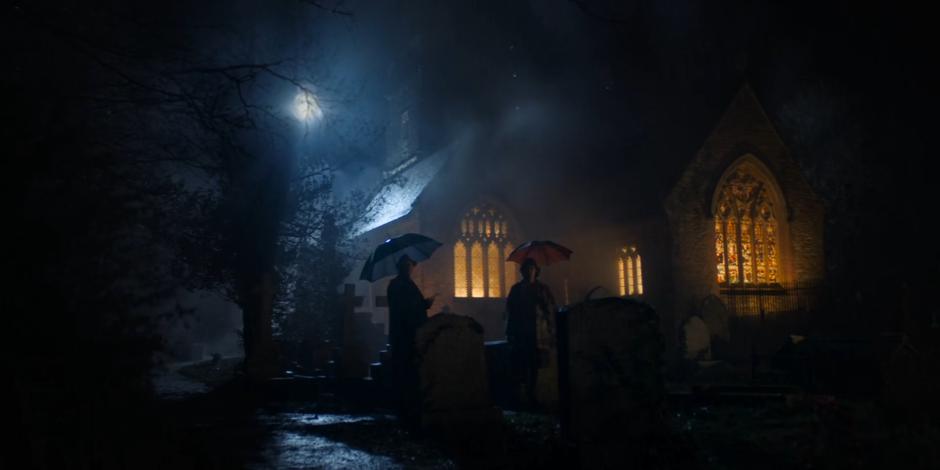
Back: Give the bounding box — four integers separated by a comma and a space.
700, 295, 730, 340
683, 316, 711, 360
340, 284, 377, 379
311, 339, 333, 374
557, 297, 665, 453
879, 334, 933, 419
484, 340, 513, 408
414, 313, 502, 440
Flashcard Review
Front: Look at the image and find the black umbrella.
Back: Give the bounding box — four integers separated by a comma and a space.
359, 233, 443, 282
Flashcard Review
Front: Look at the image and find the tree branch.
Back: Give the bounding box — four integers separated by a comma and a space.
297, 0, 353, 17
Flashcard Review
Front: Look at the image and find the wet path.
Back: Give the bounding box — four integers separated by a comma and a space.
246, 408, 455, 469
151, 366, 455, 469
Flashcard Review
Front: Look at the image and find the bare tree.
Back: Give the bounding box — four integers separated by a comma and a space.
11, 0, 364, 379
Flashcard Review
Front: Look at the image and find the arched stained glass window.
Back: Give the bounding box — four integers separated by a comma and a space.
618, 246, 644, 296
454, 204, 514, 298
714, 163, 781, 286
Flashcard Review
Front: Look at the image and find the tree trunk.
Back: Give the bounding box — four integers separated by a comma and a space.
240, 270, 279, 379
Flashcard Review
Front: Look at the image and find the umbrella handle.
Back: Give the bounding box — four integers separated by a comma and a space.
584, 285, 607, 303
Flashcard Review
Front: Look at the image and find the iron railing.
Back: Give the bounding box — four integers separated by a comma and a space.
720, 281, 825, 317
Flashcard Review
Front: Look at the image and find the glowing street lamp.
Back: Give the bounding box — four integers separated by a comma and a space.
293, 89, 323, 122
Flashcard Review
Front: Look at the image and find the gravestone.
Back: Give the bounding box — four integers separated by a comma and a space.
700, 295, 730, 340
682, 316, 711, 360
310, 339, 333, 375
340, 284, 385, 379
484, 340, 514, 408
414, 313, 502, 441
557, 297, 665, 456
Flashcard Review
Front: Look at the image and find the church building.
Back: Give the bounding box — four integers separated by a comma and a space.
349, 83, 825, 364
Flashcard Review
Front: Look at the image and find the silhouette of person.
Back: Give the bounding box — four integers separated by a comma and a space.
386, 254, 434, 424
506, 257, 556, 407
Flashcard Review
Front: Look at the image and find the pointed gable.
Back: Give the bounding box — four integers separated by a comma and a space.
665, 83, 820, 217
664, 83, 826, 294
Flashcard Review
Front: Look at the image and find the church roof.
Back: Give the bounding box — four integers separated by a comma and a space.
351, 143, 455, 237
353, 84, 805, 235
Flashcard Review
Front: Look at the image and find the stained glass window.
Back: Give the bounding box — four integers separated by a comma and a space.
741, 216, 753, 283
617, 246, 644, 296
716, 218, 726, 284
765, 223, 778, 283
713, 164, 781, 286
455, 204, 513, 299
726, 218, 739, 284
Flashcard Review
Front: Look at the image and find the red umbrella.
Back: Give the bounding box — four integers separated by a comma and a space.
506, 240, 573, 266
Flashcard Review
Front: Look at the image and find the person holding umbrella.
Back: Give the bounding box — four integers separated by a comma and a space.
505, 241, 571, 408
387, 254, 435, 424
506, 258, 558, 408
360, 233, 441, 426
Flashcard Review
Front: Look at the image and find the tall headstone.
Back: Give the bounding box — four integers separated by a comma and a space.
340, 284, 385, 379
682, 316, 712, 360
557, 297, 666, 466
414, 313, 502, 441
700, 294, 730, 341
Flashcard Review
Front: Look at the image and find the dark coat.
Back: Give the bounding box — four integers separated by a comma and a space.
387, 275, 430, 365
506, 280, 556, 367
386, 274, 430, 420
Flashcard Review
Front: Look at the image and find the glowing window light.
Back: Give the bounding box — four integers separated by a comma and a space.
455, 203, 512, 299
626, 256, 635, 295
617, 246, 644, 296
716, 218, 726, 284
754, 219, 765, 283
726, 218, 739, 283
766, 223, 778, 282
618, 257, 626, 296
713, 166, 781, 286
741, 216, 754, 283
487, 243, 501, 297
636, 254, 643, 295
454, 242, 468, 298
471, 241, 484, 298
293, 89, 323, 122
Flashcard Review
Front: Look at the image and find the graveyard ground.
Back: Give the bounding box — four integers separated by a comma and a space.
131, 359, 940, 469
